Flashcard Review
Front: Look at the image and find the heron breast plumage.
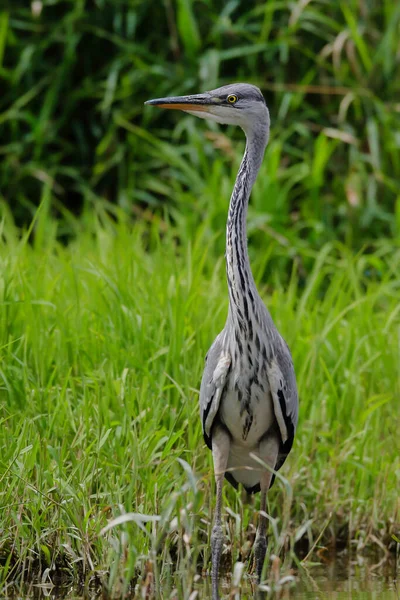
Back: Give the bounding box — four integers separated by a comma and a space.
216, 330, 276, 489
219, 351, 274, 443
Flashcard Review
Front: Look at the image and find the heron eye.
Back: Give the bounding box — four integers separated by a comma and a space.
227, 94, 238, 104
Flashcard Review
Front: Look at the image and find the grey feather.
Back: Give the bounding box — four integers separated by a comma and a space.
199, 333, 231, 449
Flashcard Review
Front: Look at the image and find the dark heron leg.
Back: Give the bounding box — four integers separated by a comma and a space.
254, 434, 279, 582
210, 426, 230, 600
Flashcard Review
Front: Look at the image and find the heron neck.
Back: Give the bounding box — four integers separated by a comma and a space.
226, 131, 267, 333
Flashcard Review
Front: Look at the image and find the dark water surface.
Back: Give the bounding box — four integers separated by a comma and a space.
4, 556, 398, 599
215, 555, 399, 599
292, 555, 398, 599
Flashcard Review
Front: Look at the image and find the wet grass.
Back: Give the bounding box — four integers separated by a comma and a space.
0, 203, 399, 594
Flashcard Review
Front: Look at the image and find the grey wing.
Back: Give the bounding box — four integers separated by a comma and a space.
267, 337, 299, 471
199, 333, 231, 449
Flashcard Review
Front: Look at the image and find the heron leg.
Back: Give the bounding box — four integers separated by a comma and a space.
254, 433, 279, 582
211, 425, 230, 600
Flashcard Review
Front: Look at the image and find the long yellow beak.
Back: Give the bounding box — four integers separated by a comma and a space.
144, 93, 212, 112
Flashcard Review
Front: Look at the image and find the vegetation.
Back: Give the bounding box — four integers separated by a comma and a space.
1, 1, 400, 247
0, 204, 399, 594
0, 0, 399, 595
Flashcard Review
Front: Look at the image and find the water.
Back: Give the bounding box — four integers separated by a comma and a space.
292, 555, 398, 599
3, 555, 398, 599
217, 554, 398, 599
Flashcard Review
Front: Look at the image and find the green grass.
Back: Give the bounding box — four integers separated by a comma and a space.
0, 202, 399, 594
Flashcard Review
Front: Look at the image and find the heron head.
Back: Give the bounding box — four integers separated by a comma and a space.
145, 83, 269, 136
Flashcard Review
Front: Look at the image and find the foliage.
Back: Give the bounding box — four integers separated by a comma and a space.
1, 0, 400, 248
0, 206, 399, 590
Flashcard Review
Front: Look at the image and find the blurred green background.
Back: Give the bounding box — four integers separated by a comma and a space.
1, 0, 399, 248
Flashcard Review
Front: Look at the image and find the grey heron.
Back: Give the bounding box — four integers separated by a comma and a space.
145, 83, 299, 598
